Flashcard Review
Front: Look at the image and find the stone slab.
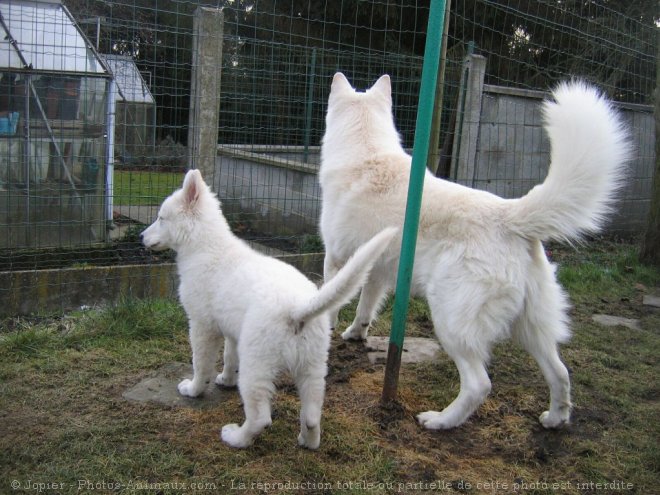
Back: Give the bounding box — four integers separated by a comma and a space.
642, 294, 660, 309
591, 314, 641, 331
123, 362, 235, 409
365, 336, 441, 365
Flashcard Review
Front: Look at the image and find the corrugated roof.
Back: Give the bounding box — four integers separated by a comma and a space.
0, 0, 108, 74
103, 54, 155, 104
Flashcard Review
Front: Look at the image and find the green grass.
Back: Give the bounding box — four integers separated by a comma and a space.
554, 240, 659, 306
0, 239, 658, 494
113, 170, 183, 206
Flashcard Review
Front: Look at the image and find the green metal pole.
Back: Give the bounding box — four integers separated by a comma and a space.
381, 0, 448, 404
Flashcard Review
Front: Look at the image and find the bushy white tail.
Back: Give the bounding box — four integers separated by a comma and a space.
507, 81, 630, 242
292, 227, 398, 324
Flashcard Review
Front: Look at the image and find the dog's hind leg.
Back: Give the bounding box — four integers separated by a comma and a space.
341, 271, 388, 341
296, 372, 326, 449
221, 366, 275, 448
514, 287, 572, 427
524, 340, 571, 428
513, 244, 572, 428
178, 321, 223, 397
419, 272, 522, 429
417, 348, 492, 430
216, 336, 239, 388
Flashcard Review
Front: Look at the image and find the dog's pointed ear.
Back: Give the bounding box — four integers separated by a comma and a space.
370, 74, 391, 101
182, 169, 204, 208
331, 72, 352, 95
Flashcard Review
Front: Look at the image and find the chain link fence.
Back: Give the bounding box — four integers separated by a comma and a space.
0, 0, 656, 316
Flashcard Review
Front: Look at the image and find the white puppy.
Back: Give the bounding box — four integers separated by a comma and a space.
320, 73, 630, 430
142, 169, 396, 448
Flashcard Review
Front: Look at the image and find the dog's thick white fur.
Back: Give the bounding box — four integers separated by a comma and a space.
142, 169, 396, 448
320, 73, 630, 430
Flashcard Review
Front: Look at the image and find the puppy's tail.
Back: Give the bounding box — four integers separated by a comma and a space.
291, 227, 398, 325
505, 81, 630, 243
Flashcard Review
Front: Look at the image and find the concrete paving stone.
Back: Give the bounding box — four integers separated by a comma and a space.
123, 362, 235, 409
591, 314, 641, 331
642, 294, 660, 309
365, 336, 441, 365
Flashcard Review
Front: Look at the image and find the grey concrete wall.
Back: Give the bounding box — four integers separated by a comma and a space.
0, 263, 178, 316
214, 145, 322, 236
220, 145, 321, 165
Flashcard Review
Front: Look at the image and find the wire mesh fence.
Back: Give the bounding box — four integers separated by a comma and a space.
0, 0, 656, 316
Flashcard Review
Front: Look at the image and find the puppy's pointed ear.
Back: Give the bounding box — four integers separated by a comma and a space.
182, 169, 204, 208
331, 72, 352, 95
370, 74, 392, 102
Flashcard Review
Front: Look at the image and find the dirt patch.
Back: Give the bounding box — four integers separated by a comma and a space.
326, 339, 376, 385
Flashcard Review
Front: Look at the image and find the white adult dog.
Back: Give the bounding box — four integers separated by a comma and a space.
320, 73, 629, 430
142, 169, 396, 448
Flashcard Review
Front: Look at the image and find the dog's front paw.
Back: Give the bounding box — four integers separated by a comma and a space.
298, 427, 321, 450
215, 372, 238, 388
539, 410, 570, 429
177, 378, 202, 398
221, 424, 253, 449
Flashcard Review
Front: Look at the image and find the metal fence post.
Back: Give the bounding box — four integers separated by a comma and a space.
303, 48, 317, 164
381, 0, 448, 405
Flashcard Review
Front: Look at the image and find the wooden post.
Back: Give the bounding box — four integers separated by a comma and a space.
450, 52, 486, 186
188, 7, 223, 182
640, 27, 660, 264
428, 0, 452, 176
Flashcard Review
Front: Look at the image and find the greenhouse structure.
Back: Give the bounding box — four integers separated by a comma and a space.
0, 0, 113, 248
